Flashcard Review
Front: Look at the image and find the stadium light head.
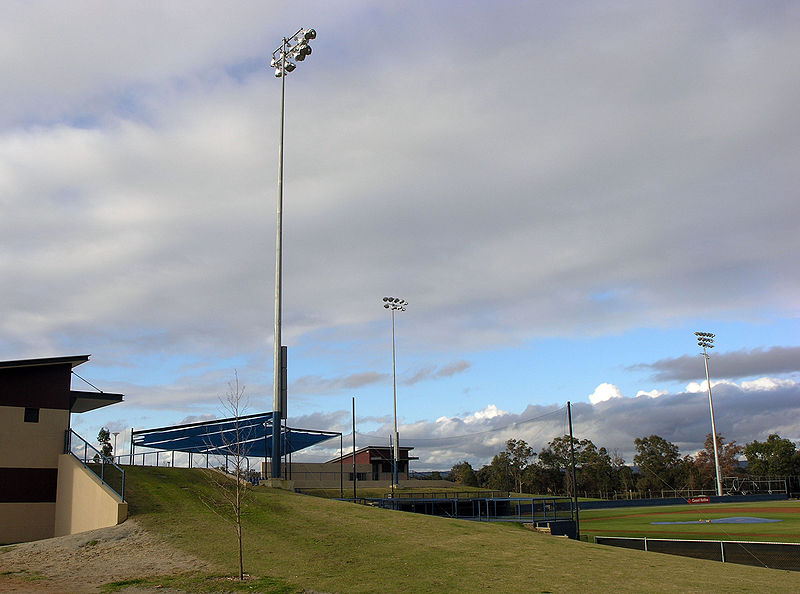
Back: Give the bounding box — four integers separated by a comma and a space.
270, 27, 316, 77
695, 331, 715, 350
382, 296, 408, 311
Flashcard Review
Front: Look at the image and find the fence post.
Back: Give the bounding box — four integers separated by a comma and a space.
720, 541, 725, 563
644, 537, 648, 552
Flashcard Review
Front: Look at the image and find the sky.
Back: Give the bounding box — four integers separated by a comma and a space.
2, 1, 798, 471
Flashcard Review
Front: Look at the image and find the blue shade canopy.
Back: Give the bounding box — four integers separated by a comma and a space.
132, 412, 338, 457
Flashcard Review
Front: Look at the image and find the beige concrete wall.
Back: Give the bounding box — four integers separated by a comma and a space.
54, 454, 128, 537
0, 502, 55, 544
0, 406, 69, 468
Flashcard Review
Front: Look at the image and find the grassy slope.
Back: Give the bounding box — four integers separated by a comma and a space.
126, 467, 800, 593
581, 500, 800, 542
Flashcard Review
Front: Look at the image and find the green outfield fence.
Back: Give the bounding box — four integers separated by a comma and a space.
595, 536, 800, 571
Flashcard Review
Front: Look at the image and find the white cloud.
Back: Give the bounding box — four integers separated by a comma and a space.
636, 389, 668, 399
741, 377, 797, 391
684, 382, 703, 393
589, 383, 624, 405
464, 404, 509, 423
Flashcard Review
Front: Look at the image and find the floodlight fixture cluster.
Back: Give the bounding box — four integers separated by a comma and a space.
270, 28, 316, 77
695, 331, 715, 351
383, 296, 408, 311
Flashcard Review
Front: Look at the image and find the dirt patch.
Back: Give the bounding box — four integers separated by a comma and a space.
0, 519, 209, 592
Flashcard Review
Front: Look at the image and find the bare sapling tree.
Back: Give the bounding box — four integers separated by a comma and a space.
201, 371, 251, 580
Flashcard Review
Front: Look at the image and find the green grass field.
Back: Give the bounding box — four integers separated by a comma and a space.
581, 500, 800, 543
117, 467, 800, 592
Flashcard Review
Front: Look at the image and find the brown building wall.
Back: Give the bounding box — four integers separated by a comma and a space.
0, 364, 72, 410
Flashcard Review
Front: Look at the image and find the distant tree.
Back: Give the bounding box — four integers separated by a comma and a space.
97, 427, 112, 459
633, 435, 682, 493
612, 450, 635, 494
745, 434, 800, 476
504, 439, 535, 494
449, 461, 479, 487
694, 433, 744, 487
578, 440, 614, 497
538, 436, 574, 495
480, 453, 514, 492
538, 435, 613, 497
475, 464, 492, 489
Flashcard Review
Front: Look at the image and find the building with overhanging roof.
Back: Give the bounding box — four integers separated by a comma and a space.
0, 355, 126, 544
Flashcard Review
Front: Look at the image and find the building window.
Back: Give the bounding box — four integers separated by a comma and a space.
24, 407, 40, 423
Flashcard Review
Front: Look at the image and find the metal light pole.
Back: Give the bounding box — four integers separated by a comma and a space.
268, 28, 316, 479
112, 432, 119, 464
383, 296, 407, 487
696, 331, 723, 496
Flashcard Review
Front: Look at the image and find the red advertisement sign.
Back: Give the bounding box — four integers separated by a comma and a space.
687, 496, 710, 504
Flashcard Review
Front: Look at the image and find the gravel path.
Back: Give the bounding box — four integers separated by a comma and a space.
0, 519, 209, 593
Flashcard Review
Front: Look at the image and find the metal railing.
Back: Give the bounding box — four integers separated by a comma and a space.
386, 490, 509, 500
64, 429, 126, 501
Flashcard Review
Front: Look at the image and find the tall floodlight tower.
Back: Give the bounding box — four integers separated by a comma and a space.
269, 28, 316, 479
383, 296, 407, 487
696, 331, 723, 496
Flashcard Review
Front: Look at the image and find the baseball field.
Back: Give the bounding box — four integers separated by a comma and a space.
580, 499, 800, 543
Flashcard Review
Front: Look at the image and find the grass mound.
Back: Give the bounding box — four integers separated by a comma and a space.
125, 467, 800, 592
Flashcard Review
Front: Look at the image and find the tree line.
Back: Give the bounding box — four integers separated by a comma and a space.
447, 433, 800, 498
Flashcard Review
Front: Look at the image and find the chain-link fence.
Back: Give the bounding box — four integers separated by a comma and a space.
595, 536, 800, 571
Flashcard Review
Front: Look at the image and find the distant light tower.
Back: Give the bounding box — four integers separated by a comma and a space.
383, 296, 407, 487
268, 27, 316, 479
112, 431, 120, 463
696, 331, 723, 497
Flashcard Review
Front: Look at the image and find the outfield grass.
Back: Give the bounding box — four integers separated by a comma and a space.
125, 467, 800, 592
581, 500, 800, 543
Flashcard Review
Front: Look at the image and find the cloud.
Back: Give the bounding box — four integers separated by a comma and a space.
589, 383, 624, 405
289, 360, 471, 395
629, 346, 800, 382
636, 389, 667, 399
292, 372, 389, 395
402, 360, 471, 386
3, 3, 799, 446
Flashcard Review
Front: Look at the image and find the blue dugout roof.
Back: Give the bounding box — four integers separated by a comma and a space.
132, 412, 339, 457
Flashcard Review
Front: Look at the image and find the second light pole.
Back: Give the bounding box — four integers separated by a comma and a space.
383, 296, 407, 487
696, 331, 723, 497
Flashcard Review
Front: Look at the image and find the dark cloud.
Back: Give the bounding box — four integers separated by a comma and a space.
291, 361, 471, 395
401, 360, 471, 386
292, 372, 389, 395
629, 346, 800, 382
